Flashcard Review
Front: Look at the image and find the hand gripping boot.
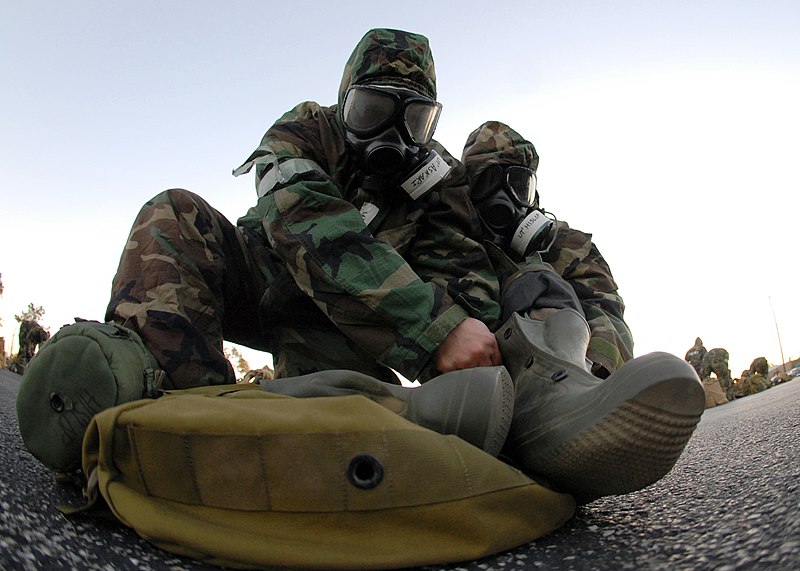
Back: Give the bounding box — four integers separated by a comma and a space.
497, 309, 705, 503
261, 366, 514, 456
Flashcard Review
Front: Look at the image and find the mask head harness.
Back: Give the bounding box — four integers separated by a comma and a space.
472, 164, 556, 257
342, 84, 449, 197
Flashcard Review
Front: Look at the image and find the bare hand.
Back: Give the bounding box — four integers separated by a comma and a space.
434, 317, 503, 372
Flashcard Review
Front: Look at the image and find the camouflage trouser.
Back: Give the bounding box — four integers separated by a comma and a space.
106, 189, 400, 388
106, 189, 276, 388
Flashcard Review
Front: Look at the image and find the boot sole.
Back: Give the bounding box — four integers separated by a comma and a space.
518, 352, 704, 502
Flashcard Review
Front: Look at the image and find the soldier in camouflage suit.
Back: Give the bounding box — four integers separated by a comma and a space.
106, 29, 502, 389
16, 320, 50, 374
685, 337, 707, 378
699, 348, 734, 400
734, 356, 771, 397
461, 122, 633, 378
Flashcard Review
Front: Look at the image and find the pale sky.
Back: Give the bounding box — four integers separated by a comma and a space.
1, 0, 798, 378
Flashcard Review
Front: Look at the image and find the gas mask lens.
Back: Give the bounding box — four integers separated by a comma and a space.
341, 88, 396, 134
342, 85, 441, 145
404, 100, 440, 145
504, 166, 536, 206
472, 165, 536, 207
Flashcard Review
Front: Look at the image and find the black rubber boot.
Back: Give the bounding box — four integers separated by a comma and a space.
261, 366, 514, 456
497, 309, 705, 503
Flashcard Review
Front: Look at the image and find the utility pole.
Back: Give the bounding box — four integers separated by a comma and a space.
769, 296, 786, 373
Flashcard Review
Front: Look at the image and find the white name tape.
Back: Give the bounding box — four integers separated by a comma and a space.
400, 150, 451, 199
359, 202, 379, 226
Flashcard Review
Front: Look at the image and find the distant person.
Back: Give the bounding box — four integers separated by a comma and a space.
699, 348, 734, 401
685, 337, 707, 378
15, 320, 49, 374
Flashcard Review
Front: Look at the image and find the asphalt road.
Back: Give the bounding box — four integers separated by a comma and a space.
1, 367, 798, 570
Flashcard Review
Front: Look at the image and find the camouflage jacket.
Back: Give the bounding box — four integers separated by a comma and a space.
490, 221, 634, 377
235, 30, 501, 381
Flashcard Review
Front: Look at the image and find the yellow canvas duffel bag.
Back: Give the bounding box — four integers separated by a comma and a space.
77, 385, 574, 569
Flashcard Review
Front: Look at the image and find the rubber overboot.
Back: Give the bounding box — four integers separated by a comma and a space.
497, 309, 705, 503
261, 366, 514, 456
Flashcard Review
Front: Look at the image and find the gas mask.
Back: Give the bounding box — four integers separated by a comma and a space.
341, 84, 450, 198
472, 164, 556, 258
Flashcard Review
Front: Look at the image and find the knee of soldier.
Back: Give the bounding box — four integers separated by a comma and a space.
146, 188, 222, 220
148, 188, 202, 209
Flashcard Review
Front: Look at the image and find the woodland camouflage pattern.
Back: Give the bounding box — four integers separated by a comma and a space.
462, 121, 633, 376
685, 337, 707, 377
535, 226, 633, 376
461, 121, 540, 190
338, 28, 437, 101
107, 189, 275, 388
16, 320, 50, 374
108, 29, 500, 386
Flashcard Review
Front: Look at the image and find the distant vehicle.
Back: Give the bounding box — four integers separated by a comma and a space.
789, 366, 800, 378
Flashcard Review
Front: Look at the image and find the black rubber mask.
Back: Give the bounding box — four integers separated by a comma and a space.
342, 84, 441, 178
472, 165, 555, 257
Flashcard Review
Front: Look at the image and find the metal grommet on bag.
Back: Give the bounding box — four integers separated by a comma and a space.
347, 454, 384, 490
49, 392, 66, 412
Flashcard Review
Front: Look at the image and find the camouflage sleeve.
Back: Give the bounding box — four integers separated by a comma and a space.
407, 143, 502, 332
540, 223, 634, 376
245, 103, 469, 380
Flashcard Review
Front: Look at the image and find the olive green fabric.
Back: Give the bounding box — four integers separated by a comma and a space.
16, 320, 163, 472
81, 386, 575, 569
461, 120, 540, 184
338, 28, 437, 101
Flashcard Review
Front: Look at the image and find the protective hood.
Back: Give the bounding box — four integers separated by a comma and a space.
461, 121, 540, 186
338, 28, 437, 107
